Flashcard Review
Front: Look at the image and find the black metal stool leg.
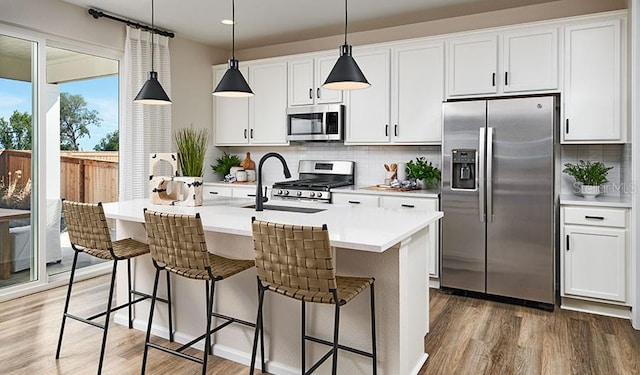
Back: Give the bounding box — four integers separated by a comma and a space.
127, 258, 133, 329
260, 289, 265, 374
141, 267, 161, 375
370, 281, 377, 375
166, 270, 174, 342
250, 280, 265, 374
205, 281, 213, 356
55, 249, 79, 359
209, 280, 217, 356
97, 259, 118, 375
331, 291, 340, 375
301, 300, 306, 375
203, 280, 214, 375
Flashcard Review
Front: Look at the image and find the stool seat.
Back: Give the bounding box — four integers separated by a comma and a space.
265, 276, 373, 305
84, 238, 150, 260
167, 253, 254, 281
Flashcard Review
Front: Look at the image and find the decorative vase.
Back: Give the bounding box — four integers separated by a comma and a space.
416, 179, 427, 190
580, 184, 601, 199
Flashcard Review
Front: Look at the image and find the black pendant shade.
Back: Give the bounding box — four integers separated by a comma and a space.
213, 59, 253, 97
134, 0, 171, 105
134, 71, 171, 105
213, 0, 254, 98
323, 44, 370, 90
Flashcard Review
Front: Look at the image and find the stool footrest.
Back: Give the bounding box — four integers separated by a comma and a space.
211, 312, 255, 328
304, 334, 374, 358
131, 290, 170, 304
306, 348, 335, 374
146, 342, 204, 364
64, 313, 106, 329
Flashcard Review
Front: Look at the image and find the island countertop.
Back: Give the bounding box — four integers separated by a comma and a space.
102, 197, 443, 253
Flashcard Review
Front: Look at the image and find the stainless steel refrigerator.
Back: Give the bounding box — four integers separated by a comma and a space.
441, 96, 557, 306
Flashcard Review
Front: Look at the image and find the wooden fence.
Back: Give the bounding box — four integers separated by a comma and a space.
0, 150, 119, 204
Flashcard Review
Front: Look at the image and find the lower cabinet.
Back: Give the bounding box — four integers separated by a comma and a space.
203, 185, 233, 199
333, 192, 440, 278
203, 184, 265, 200
561, 205, 628, 305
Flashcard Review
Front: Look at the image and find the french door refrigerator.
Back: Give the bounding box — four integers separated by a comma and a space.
441, 96, 557, 307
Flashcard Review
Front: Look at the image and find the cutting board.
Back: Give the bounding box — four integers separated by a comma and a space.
365, 185, 420, 192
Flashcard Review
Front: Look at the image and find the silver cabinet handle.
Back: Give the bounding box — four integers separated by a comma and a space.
486, 127, 494, 222
479, 128, 486, 223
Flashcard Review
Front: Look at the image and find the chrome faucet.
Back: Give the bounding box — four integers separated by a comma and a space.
256, 152, 291, 211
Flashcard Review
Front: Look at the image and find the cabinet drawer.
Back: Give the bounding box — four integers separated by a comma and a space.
232, 186, 258, 198
203, 185, 233, 199
332, 194, 379, 207
563, 206, 626, 228
380, 196, 437, 210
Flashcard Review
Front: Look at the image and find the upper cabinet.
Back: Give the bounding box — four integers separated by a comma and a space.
288, 52, 342, 106
563, 19, 625, 143
447, 27, 558, 97
347, 42, 444, 145
214, 60, 288, 146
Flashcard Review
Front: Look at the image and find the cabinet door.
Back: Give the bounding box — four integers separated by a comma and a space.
447, 35, 498, 96
214, 66, 249, 145
288, 58, 314, 106
381, 196, 439, 277
249, 61, 288, 145
564, 20, 622, 142
347, 48, 391, 143
502, 28, 558, 93
316, 53, 343, 104
392, 43, 444, 144
332, 193, 379, 207
563, 225, 626, 302
203, 185, 233, 199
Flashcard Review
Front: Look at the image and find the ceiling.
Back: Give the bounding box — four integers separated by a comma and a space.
60, 0, 558, 50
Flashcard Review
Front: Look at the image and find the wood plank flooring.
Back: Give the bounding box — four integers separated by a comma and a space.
1, 275, 639, 374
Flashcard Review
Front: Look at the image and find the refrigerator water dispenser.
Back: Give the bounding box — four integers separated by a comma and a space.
451, 149, 476, 190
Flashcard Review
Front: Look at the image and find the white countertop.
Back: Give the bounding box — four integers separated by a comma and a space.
102, 198, 443, 253
333, 185, 440, 199
560, 194, 632, 208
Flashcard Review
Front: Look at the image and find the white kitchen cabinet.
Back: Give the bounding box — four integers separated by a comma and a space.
332, 193, 379, 207
447, 27, 558, 97
347, 43, 444, 145
214, 66, 250, 145
380, 196, 439, 277
288, 52, 342, 106
214, 60, 288, 146
203, 185, 233, 199
249, 61, 288, 145
561, 205, 628, 304
563, 19, 625, 143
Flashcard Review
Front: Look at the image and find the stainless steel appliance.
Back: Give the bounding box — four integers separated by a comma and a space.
271, 160, 354, 203
286, 105, 344, 142
441, 96, 558, 307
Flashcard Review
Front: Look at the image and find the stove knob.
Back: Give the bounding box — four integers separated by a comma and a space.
284, 190, 290, 196
296, 191, 302, 197
278, 190, 283, 195
317, 192, 322, 198
309, 192, 315, 197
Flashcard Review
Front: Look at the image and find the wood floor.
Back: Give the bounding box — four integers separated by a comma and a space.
1, 275, 639, 374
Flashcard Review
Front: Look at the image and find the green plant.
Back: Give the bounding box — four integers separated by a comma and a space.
174, 127, 209, 177
406, 157, 441, 188
563, 160, 613, 186
211, 152, 241, 177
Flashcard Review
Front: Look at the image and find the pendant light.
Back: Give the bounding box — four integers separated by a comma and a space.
323, 0, 370, 90
134, 0, 171, 105
213, 0, 254, 97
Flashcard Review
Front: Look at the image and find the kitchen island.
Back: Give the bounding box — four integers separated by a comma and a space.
102, 197, 443, 375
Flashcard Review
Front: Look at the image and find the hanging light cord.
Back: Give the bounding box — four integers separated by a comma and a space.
232, 0, 236, 59
344, 0, 348, 45
151, 0, 155, 71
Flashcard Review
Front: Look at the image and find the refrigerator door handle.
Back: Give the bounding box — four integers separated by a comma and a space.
479, 127, 486, 223
486, 127, 494, 222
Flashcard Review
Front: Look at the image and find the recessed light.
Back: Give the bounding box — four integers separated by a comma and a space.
221, 19, 235, 25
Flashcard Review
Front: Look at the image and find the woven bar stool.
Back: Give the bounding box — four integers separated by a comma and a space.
249, 219, 377, 375
142, 209, 259, 375
55, 201, 173, 375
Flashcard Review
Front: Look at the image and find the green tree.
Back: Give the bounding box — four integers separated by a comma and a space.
0, 110, 32, 150
60, 92, 101, 150
94, 130, 119, 151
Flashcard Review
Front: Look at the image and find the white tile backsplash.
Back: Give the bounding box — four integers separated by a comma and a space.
209, 144, 441, 187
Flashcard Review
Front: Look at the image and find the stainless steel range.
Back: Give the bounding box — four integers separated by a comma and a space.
271, 160, 355, 203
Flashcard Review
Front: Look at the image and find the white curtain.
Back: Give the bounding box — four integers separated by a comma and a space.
121, 27, 172, 200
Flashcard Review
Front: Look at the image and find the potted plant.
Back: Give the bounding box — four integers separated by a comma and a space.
211, 152, 241, 180
406, 157, 441, 189
563, 160, 613, 198
174, 127, 209, 206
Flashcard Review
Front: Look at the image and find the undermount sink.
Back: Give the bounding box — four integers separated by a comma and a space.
243, 204, 326, 214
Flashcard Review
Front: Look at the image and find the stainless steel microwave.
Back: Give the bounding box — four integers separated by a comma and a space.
286, 104, 344, 142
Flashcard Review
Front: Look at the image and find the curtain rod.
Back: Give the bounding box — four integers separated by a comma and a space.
88, 8, 175, 38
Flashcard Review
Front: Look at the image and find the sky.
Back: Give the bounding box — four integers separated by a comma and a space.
0, 75, 118, 151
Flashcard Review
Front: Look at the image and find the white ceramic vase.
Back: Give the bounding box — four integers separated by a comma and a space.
580, 184, 601, 199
